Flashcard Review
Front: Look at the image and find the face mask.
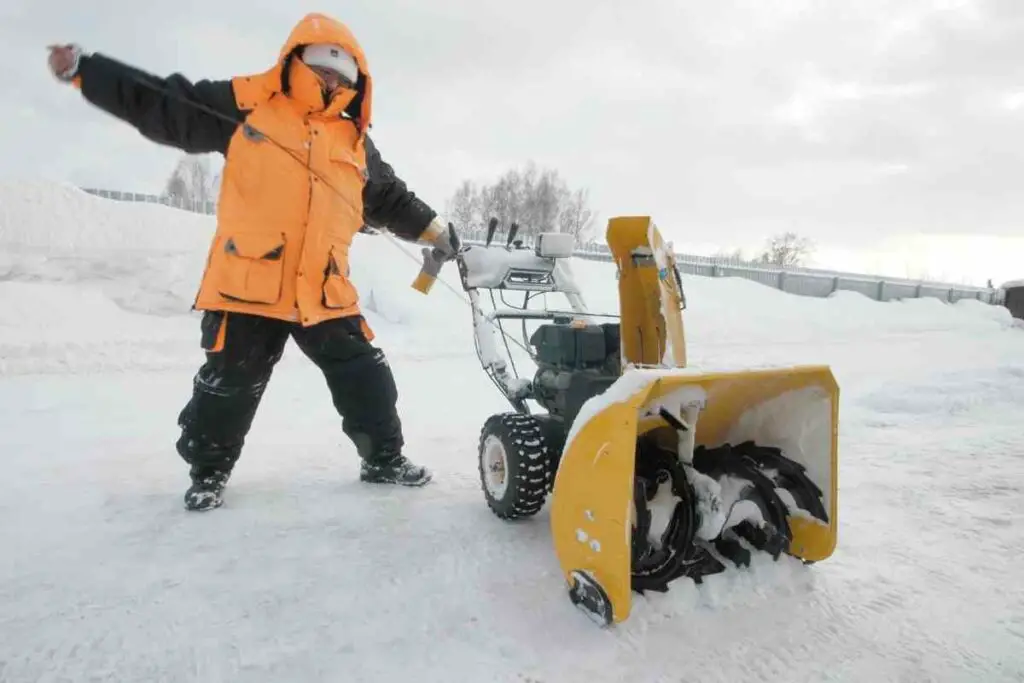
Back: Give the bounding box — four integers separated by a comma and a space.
307, 64, 355, 95
287, 57, 357, 114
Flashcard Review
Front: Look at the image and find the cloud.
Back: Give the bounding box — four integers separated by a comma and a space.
3, 0, 1024, 276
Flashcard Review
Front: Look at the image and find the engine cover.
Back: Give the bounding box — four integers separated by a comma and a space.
529, 322, 621, 428
530, 322, 620, 372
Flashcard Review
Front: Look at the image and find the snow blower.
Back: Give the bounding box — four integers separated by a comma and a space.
412, 215, 839, 626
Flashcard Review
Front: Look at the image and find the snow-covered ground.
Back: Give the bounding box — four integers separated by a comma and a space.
1, 182, 1022, 682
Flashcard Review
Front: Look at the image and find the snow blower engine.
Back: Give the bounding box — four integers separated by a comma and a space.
412, 216, 839, 627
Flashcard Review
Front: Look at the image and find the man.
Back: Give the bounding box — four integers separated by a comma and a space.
46, 13, 458, 511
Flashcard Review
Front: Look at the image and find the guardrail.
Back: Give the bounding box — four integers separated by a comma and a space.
79, 187, 1005, 306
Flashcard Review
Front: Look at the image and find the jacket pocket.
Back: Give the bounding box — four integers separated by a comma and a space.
216, 232, 286, 304
322, 245, 358, 309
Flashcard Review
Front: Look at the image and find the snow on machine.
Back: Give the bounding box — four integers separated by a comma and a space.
413, 215, 839, 626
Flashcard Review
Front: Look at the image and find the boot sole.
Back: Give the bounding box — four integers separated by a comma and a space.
360, 473, 433, 486
184, 502, 223, 511
184, 494, 225, 511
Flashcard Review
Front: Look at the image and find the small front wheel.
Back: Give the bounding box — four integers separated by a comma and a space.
478, 413, 553, 519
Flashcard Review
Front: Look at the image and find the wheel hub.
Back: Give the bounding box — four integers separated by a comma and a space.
481, 435, 508, 499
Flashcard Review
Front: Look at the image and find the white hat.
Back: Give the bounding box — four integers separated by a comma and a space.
301, 43, 359, 84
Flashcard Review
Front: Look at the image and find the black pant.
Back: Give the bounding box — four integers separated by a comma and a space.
175, 311, 403, 474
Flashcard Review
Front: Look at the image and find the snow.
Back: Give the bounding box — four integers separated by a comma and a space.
636, 384, 707, 466
2, 182, 1023, 682
685, 467, 731, 539
725, 385, 834, 517
458, 241, 581, 293
561, 368, 660, 453
534, 231, 576, 259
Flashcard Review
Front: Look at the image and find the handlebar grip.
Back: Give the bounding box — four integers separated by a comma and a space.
411, 223, 459, 295
412, 270, 436, 294
412, 245, 445, 294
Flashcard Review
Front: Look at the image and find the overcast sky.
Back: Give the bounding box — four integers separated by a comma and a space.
2, 0, 1023, 282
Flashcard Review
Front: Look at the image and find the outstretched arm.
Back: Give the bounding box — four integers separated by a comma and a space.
362, 134, 441, 242
49, 45, 241, 155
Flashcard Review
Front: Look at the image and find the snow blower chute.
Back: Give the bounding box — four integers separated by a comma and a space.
412, 215, 839, 626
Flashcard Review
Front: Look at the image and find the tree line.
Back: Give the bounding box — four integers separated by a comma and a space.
444, 161, 597, 246
159, 152, 815, 265
162, 153, 220, 207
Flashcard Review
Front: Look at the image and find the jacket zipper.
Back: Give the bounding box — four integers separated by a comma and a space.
295, 118, 315, 324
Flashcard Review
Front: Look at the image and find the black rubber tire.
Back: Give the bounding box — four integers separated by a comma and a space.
478, 413, 553, 519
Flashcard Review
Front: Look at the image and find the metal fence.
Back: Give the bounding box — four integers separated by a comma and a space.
82, 187, 217, 215
80, 187, 1005, 306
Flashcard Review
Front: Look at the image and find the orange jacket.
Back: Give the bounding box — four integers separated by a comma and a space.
71, 13, 438, 329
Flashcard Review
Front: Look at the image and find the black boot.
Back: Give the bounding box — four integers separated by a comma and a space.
289, 317, 431, 487
176, 312, 291, 512
360, 454, 433, 486
184, 467, 231, 511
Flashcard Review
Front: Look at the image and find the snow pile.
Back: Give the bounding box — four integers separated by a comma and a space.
0, 180, 213, 253
725, 384, 834, 515
569, 257, 1015, 350
0, 179, 1015, 378
0, 182, 477, 373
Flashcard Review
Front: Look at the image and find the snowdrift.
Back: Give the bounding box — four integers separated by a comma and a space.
0, 181, 1014, 376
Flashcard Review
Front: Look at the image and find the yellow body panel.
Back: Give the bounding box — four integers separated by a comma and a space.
550, 387, 640, 625
635, 366, 839, 560
549, 393, 646, 624
605, 216, 680, 366
551, 367, 839, 623
647, 221, 688, 367
551, 216, 840, 625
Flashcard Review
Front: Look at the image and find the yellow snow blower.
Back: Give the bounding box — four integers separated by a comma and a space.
413, 215, 839, 626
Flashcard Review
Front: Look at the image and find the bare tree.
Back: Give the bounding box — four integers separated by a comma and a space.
534, 168, 565, 234
558, 187, 596, 245
163, 154, 218, 208
712, 247, 746, 263
516, 162, 538, 232
757, 231, 814, 267
476, 184, 499, 236
490, 170, 519, 230
445, 179, 480, 232
447, 161, 596, 243
164, 168, 189, 204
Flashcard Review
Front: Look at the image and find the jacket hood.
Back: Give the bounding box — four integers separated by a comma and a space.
278, 13, 372, 130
